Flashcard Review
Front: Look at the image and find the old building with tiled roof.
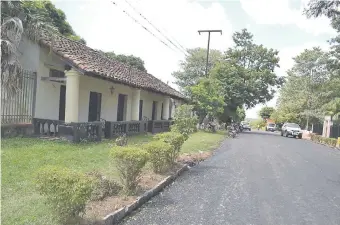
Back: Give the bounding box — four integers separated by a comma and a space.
39, 32, 185, 100
8, 33, 185, 141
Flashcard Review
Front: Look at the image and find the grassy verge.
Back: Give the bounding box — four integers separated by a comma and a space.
181, 130, 227, 154
1, 131, 227, 225
1, 134, 153, 225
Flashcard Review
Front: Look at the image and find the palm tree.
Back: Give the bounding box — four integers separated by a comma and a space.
1, 1, 57, 98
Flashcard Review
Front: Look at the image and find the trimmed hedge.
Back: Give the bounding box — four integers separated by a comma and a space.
35, 166, 94, 223
110, 146, 148, 194
310, 133, 338, 148
154, 131, 186, 165
143, 140, 173, 173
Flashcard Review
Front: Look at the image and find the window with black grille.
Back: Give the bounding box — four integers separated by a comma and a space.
49, 69, 65, 78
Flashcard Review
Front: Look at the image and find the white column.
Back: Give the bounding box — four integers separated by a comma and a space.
65, 69, 80, 123
156, 101, 163, 120
131, 89, 141, 121
163, 97, 170, 120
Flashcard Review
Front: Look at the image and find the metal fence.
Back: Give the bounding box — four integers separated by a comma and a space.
330, 123, 340, 139
312, 123, 323, 135
1, 70, 37, 124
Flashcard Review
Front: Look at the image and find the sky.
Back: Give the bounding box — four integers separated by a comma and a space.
52, 0, 334, 118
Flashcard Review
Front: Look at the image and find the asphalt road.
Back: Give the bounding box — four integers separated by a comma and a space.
121, 131, 340, 225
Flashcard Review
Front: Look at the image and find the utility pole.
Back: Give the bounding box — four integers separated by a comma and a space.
198, 30, 222, 76
306, 68, 313, 131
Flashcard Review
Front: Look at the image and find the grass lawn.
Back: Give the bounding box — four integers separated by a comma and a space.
181, 130, 227, 154
1, 131, 227, 225
1, 134, 153, 225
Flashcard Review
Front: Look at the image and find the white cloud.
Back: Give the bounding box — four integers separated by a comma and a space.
240, 0, 336, 36
53, 0, 233, 90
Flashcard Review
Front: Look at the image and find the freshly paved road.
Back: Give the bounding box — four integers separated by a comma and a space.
121, 131, 340, 225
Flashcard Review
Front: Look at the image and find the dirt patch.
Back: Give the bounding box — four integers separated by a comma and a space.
84, 165, 184, 221
85, 195, 136, 221
138, 171, 166, 193
177, 151, 212, 166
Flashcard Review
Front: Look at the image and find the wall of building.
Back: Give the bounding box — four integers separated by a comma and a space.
34, 48, 66, 120
19, 42, 178, 122
18, 38, 40, 71
78, 76, 170, 122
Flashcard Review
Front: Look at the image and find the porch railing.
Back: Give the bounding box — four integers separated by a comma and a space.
32, 118, 102, 142
59, 121, 103, 143
32, 118, 172, 142
33, 118, 64, 136
105, 121, 148, 138
148, 120, 171, 134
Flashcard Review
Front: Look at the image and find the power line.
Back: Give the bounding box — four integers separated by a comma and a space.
124, 0, 189, 56
112, 1, 181, 54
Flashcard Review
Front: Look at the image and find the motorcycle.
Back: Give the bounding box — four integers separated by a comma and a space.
227, 125, 237, 138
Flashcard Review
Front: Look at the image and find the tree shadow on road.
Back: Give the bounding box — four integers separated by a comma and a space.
241, 131, 280, 137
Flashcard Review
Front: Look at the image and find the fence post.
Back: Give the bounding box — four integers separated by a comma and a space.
31, 72, 38, 122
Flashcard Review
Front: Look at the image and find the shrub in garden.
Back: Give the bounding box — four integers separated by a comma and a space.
110, 146, 148, 194
310, 133, 322, 143
115, 133, 128, 146
323, 137, 337, 147
143, 140, 173, 173
310, 134, 337, 147
86, 171, 122, 201
35, 166, 94, 223
172, 104, 198, 140
154, 131, 186, 164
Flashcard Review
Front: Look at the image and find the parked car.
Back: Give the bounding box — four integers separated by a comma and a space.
281, 123, 302, 139
266, 123, 276, 132
241, 121, 251, 131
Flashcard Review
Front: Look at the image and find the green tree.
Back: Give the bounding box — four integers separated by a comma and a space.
172, 48, 223, 95
211, 29, 284, 122
1, 1, 58, 97
100, 51, 147, 72
258, 106, 275, 119
304, 0, 340, 76
21, 1, 86, 44
274, 47, 337, 127
221, 29, 284, 108
303, 0, 340, 122
190, 78, 225, 122
322, 97, 340, 119
236, 106, 246, 122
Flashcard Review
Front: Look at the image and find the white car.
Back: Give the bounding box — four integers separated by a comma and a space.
281, 123, 302, 139
266, 123, 276, 132
241, 123, 251, 131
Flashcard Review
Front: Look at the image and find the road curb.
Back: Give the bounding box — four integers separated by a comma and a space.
309, 140, 340, 151
103, 164, 189, 225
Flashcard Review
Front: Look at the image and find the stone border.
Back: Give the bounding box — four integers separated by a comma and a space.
103, 164, 189, 225
310, 140, 340, 151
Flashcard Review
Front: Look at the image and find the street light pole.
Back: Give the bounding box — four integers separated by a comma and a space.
198, 30, 222, 77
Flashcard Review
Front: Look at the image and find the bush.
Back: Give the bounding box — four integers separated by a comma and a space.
110, 146, 148, 194
115, 133, 128, 146
172, 104, 198, 140
143, 140, 173, 173
154, 131, 185, 163
310, 134, 337, 147
35, 166, 94, 223
86, 171, 122, 201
